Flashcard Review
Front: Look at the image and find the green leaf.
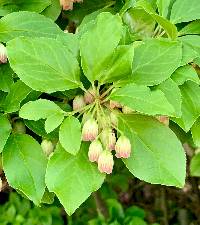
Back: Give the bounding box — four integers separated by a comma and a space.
156, 78, 182, 117
156, 0, 170, 18
100, 44, 134, 83
191, 117, 200, 147
123, 8, 155, 39
0, 0, 51, 16
119, 114, 186, 187
170, 0, 200, 24
190, 153, 200, 177
171, 65, 200, 85
136, 0, 178, 39
0, 114, 11, 153
172, 81, 200, 132
0, 11, 62, 42
19, 99, 64, 121
41, 0, 61, 21
132, 39, 182, 86
59, 116, 81, 155
56, 33, 79, 58
180, 41, 199, 66
3, 134, 47, 205
3, 80, 32, 113
110, 83, 175, 116
7, 37, 81, 93
0, 64, 14, 92
25, 119, 58, 139
179, 20, 200, 35
179, 35, 200, 56
80, 12, 122, 82
120, 0, 136, 16
45, 113, 64, 134
45, 143, 105, 215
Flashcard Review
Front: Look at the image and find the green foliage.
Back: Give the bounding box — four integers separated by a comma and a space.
118, 114, 186, 187
0, 192, 63, 225
0, 114, 11, 153
59, 116, 81, 155
110, 83, 176, 116
0, 0, 199, 217
3, 134, 47, 205
0, 11, 62, 42
7, 37, 80, 93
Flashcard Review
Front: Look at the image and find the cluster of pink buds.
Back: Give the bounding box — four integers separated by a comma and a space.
60, 0, 83, 10
0, 43, 7, 64
71, 87, 133, 175
81, 115, 132, 175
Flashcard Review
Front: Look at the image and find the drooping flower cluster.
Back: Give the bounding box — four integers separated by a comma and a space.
59, 0, 83, 10
69, 86, 133, 175
72, 87, 132, 175
82, 117, 132, 174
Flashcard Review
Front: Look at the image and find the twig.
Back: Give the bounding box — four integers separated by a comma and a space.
92, 191, 108, 219
160, 187, 168, 225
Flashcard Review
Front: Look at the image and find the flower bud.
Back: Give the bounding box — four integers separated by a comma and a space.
41, 140, 54, 157
82, 119, 98, 141
98, 150, 114, 174
101, 128, 116, 150
110, 100, 122, 109
156, 116, 169, 126
88, 140, 103, 162
115, 135, 131, 158
0, 43, 7, 64
73, 95, 86, 111
110, 111, 118, 127
60, 0, 73, 10
122, 106, 134, 114
0, 177, 2, 191
12, 120, 26, 134
84, 87, 95, 104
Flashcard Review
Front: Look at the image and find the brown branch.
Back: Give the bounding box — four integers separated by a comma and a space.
92, 191, 108, 219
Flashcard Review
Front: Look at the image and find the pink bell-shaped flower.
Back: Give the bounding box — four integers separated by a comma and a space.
88, 140, 103, 162
41, 139, 54, 157
98, 150, 114, 174
109, 100, 122, 109
73, 95, 86, 111
82, 118, 98, 141
115, 135, 131, 159
156, 115, 169, 126
0, 43, 7, 64
84, 87, 95, 104
60, 0, 73, 10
